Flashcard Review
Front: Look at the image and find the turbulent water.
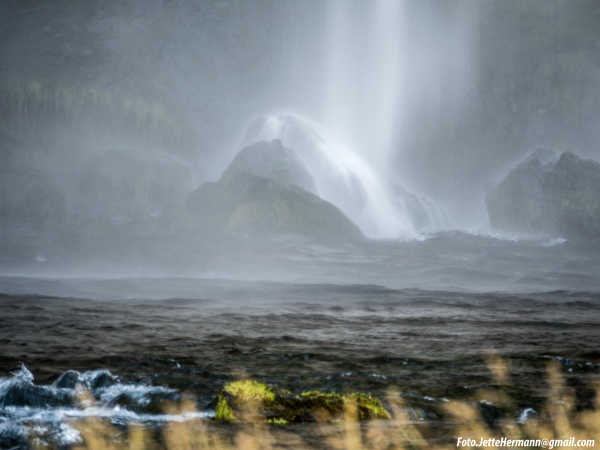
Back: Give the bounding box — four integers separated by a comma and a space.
1, 233, 600, 448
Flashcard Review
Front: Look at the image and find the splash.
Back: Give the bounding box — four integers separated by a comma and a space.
0, 365, 211, 448
244, 114, 417, 239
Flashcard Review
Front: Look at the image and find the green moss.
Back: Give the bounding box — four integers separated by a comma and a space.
346, 392, 392, 420
301, 391, 391, 420
215, 380, 390, 424
223, 380, 275, 402
216, 380, 275, 422
215, 394, 236, 421
301, 391, 341, 398
300, 391, 344, 409
267, 418, 289, 425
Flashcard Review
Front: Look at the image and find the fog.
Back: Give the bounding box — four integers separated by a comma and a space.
1, 0, 600, 282
3, 4, 600, 446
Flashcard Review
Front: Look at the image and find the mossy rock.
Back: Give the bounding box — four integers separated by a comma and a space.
214, 380, 390, 423
186, 171, 363, 242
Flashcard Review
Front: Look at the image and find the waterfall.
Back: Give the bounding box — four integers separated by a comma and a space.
324, 0, 405, 171
241, 1, 448, 239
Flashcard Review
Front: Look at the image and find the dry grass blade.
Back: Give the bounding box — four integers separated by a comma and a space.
31, 357, 600, 450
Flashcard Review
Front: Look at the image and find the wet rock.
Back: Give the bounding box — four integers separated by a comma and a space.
215, 379, 390, 423
486, 150, 600, 239
478, 401, 506, 427
107, 389, 179, 414
87, 370, 119, 390
222, 139, 316, 194
53, 370, 81, 389
0, 423, 28, 450
0, 365, 74, 408
243, 115, 369, 218
0, 382, 74, 408
187, 172, 363, 242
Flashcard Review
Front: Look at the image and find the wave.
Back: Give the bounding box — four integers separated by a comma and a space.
0, 365, 212, 448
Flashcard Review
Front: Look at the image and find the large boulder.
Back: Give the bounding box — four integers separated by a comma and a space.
187, 171, 363, 241
486, 150, 600, 238
244, 115, 369, 221
188, 137, 363, 241
222, 139, 316, 194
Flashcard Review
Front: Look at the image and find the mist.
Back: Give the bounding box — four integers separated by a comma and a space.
2, 2, 600, 448
2, 0, 600, 283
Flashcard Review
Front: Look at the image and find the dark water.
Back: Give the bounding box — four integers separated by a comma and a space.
1, 233, 600, 447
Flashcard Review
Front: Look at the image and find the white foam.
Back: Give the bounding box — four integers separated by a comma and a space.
0, 365, 212, 448
517, 407, 536, 424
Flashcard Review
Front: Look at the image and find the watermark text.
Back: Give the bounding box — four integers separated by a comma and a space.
456, 436, 596, 448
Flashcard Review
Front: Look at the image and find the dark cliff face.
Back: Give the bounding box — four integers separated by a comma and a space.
76, 149, 194, 225
486, 151, 600, 239
0, 132, 68, 257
